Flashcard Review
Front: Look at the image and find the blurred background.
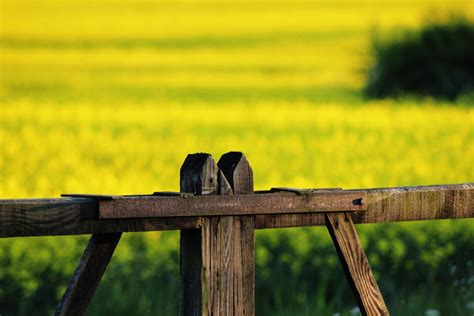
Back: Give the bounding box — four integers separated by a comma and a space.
0, 0, 473, 315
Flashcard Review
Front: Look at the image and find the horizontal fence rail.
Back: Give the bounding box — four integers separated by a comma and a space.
1, 183, 472, 238
98, 190, 366, 218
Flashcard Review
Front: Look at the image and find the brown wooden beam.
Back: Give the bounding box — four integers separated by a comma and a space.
326, 213, 389, 315
256, 183, 474, 229
0, 197, 201, 238
0, 183, 472, 238
98, 191, 365, 219
55, 233, 122, 316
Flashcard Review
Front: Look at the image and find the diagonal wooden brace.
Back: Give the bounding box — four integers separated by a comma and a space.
55, 233, 121, 316
325, 213, 389, 315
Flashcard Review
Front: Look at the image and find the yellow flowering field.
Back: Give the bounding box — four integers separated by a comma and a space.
0, 0, 473, 314
1, 100, 473, 197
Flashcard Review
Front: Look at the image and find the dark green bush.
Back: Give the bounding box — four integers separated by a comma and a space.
365, 17, 474, 100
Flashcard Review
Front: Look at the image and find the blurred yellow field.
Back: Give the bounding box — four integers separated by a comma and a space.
2, 1, 460, 40
1, 0, 473, 314
1, 100, 473, 198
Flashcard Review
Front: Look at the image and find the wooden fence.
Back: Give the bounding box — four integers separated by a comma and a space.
1, 152, 472, 316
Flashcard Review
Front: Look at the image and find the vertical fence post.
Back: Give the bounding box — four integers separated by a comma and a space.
179, 152, 255, 316
218, 152, 254, 316
180, 153, 219, 316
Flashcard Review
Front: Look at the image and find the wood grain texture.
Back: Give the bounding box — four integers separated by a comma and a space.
0, 184, 472, 237
180, 153, 218, 316
199, 169, 234, 315
179, 152, 256, 316
256, 183, 473, 229
98, 191, 365, 219
181, 228, 203, 316
216, 170, 234, 316
326, 213, 389, 316
55, 233, 121, 316
218, 152, 254, 195
0, 198, 201, 238
201, 215, 236, 315
200, 152, 256, 315
218, 152, 255, 316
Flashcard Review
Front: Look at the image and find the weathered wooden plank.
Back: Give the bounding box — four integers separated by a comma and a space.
98, 191, 365, 219
198, 152, 257, 315
256, 183, 474, 229
0, 184, 472, 237
0, 198, 201, 238
255, 213, 325, 229
180, 153, 219, 316
179, 152, 256, 316
180, 228, 203, 316
326, 213, 389, 315
218, 152, 255, 316
214, 170, 234, 315
218, 152, 254, 195
236, 213, 255, 315
55, 233, 121, 316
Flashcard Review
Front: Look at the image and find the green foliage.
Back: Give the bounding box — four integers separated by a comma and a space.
0, 233, 181, 315
255, 221, 474, 315
1, 221, 473, 315
0, 236, 87, 315
365, 17, 474, 100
